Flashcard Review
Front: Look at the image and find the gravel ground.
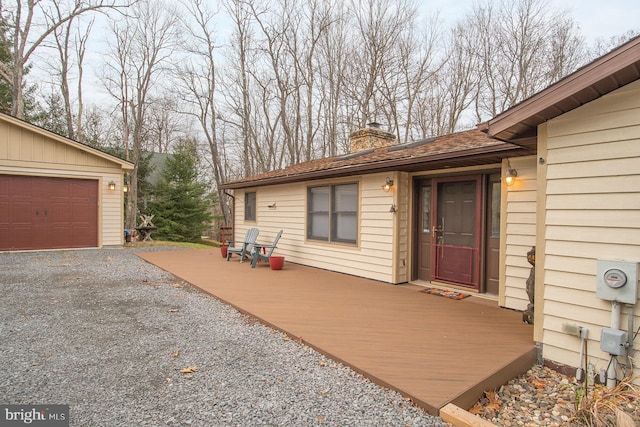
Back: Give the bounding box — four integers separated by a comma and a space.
0, 247, 448, 427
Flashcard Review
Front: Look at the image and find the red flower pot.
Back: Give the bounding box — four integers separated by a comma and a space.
220, 246, 228, 258
269, 256, 285, 270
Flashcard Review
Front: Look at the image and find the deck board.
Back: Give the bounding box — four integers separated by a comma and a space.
138, 249, 535, 415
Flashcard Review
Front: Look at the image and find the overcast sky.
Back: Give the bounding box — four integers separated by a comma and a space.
430, 0, 639, 43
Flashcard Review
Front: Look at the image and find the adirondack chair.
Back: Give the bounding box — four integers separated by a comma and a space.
250, 230, 283, 268
226, 227, 259, 262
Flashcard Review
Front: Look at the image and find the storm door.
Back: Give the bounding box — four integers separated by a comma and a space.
431, 177, 481, 289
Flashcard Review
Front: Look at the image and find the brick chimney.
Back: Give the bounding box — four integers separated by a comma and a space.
348, 122, 396, 153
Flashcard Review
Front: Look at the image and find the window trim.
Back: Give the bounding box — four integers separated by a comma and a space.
306, 181, 359, 245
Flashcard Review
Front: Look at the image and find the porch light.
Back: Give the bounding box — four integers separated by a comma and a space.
108, 181, 116, 191
382, 177, 394, 192
504, 162, 517, 186
123, 184, 128, 193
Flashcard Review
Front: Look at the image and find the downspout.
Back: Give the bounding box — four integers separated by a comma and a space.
223, 190, 235, 242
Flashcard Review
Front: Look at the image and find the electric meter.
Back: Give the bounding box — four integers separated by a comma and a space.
596, 260, 638, 304
603, 268, 627, 289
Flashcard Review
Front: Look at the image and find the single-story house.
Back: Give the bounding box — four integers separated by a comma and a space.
222, 36, 640, 381
0, 113, 133, 250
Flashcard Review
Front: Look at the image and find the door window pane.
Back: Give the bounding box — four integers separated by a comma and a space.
422, 186, 431, 233
490, 182, 500, 237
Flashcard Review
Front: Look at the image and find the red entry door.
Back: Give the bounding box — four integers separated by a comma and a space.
431, 177, 481, 289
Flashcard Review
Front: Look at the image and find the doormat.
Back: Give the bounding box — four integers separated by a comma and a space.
420, 287, 471, 300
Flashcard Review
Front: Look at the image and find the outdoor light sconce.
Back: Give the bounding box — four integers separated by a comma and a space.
108, 181, 116, 191
504, 161, 517, 186
382, 177, 394, 192
123, 184, 128, 193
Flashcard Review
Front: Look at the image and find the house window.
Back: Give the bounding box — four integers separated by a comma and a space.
244, 191, 256, 221
307, 183, 358, 244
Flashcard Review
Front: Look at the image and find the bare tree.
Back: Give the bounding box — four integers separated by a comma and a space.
470, 0, 585, 120
176, 0, 233, 223
222, 0, 257, 178
103, 0, 179, 230
0, 0, 133, 119
50, 14, 94, 140
345, 0, 416, 128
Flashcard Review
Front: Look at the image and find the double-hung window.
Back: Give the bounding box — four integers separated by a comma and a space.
307, 183, 358, 244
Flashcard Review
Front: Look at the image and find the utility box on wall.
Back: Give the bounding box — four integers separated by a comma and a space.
596, 260, 639, 304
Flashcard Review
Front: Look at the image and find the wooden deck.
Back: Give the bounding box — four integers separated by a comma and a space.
138, 248, 536, 416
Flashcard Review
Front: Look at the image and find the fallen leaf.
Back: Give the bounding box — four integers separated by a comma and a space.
166, 378, 172, 383
485, 391, 502, 411
317, 416, 325, 422
172, 283, 184, 289
174, 293, 183, 297
330, 364, 338, 369
320, 390, 328, 396
170, 349, 180, 358
469, 403, 484, 415
168, 309, 179, 313
528, 375, 546, 389
180, 366, 198, 373
319, 361, 328, 367
283, 337, 290, 341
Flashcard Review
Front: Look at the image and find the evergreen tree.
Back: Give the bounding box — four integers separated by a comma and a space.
149, 139, 212, 242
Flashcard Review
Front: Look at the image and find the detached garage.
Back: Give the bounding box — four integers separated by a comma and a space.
0, 113, 133, 251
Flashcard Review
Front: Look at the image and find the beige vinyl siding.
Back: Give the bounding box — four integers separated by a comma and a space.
502, 156, 537, 310
233, 173, 396, 282
0, 121, 113, 169
395, 172, 409, 283
540, 79, 640, 375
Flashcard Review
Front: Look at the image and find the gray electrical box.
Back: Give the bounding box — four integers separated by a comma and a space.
596, 260, 639, 304
600, 328, 627, 355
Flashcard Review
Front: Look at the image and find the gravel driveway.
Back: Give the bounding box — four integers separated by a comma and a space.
0, 248, 447, 426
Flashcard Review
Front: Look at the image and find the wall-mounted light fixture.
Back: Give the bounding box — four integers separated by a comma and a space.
382, 177, 394, 192
108, 181, 116, 191
389, 204, 397, 213
504, 161, 517, 186
123, 184, 128, 193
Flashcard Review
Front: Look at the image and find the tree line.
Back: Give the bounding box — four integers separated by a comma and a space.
0, 0, 637, 231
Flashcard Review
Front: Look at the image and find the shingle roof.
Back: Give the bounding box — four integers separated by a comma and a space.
222, 129, 528, 189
